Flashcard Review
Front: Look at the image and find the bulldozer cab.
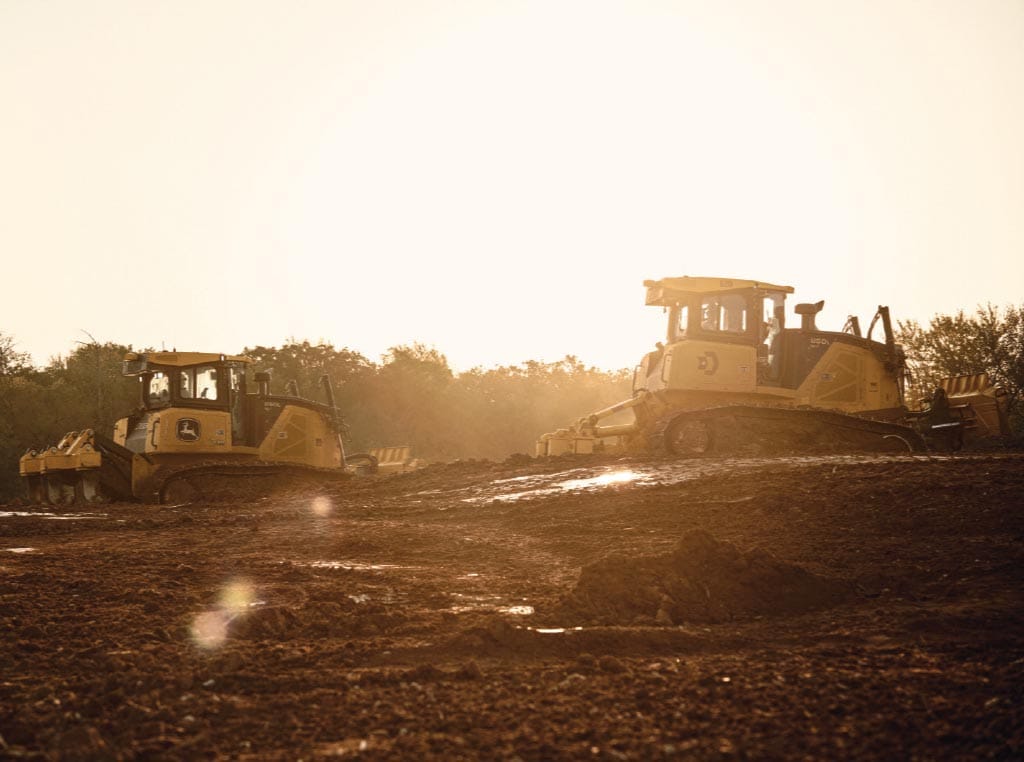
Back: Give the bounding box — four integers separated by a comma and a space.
125, 352, 249, 404
124, 352, 251, 444
117, 350, 347, 469
650, 277, 791, 344
639, 277, 794, 392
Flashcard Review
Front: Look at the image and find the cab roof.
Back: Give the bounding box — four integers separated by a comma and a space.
122, 351, 252, 374
644, 276, 794, 306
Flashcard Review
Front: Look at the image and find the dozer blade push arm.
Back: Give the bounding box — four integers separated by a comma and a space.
320, 374, 347, 468
578, 395, 644, 439
90, 432, 141, 499
538, 394, 644, 456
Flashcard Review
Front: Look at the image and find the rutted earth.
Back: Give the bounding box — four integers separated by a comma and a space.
2, 452, 1023, 760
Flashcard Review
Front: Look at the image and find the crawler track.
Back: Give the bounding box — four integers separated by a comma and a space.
648, 405, 925, 457
151, 460, 354, 504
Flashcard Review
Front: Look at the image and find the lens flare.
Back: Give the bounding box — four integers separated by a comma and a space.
219, 579, 255, 615
311, 496, 333, 517
191, 579, 256, 649
190, 610, 230, 649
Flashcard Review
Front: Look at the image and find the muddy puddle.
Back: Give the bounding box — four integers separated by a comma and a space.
308, 560, 414, 572
457, 453, 1010, 505
531, 627, 583, 634
0, 510, 107, 520
448, 593, 535, 615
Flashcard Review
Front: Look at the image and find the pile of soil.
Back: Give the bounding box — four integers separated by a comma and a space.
555, 528, 849, 625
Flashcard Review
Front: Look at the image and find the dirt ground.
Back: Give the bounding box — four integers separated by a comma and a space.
2, 451, 1023, 760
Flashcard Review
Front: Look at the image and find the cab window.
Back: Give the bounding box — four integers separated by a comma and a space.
721, 294, 748, 333
700, 294, 748, 334
179, 370, 193, 399
763, 292, 785, 342
674, 305, 689, 339
700, 298, 721, 331
147, 372, 170, 406
195, 366, 218, 400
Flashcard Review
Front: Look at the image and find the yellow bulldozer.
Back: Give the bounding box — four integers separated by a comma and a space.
19, 351, 378, 504
537, 276, 1010, 457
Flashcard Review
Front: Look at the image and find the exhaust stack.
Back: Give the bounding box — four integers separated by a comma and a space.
254, 371, 271, 396
794, 300, 825, 331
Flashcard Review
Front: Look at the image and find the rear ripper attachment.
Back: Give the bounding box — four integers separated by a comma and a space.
534, 276, 1004, 458
20, 351, 377, 505
19, 430, 124, 506
906, 372, 1011, 452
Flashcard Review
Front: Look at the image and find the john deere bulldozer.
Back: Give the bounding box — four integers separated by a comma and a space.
537, 276, 1009, 457
20, 351, 376, 504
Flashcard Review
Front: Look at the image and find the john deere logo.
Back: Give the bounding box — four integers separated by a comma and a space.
697, 351, 719, 375
176, 418, 201, 442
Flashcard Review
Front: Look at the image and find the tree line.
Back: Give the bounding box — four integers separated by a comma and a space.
1, 304, 1021, 500
0, 334, 631, 500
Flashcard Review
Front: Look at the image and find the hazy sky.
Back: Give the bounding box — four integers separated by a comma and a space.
2, 1, 1022, 371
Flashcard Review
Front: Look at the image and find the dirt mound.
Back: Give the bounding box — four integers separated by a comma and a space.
553, 529, 849, 625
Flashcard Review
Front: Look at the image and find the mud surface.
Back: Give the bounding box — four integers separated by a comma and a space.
2, 453, 1023, 759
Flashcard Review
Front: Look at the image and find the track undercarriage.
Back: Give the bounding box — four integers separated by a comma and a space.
645, 405, 926, 458
150, 461, 357, 505
24, 458, 376, 507
20, 428, 379, 506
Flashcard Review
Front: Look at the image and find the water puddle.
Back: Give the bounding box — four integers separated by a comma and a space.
460, 453, 1000, 505
0, 511, 107, 521
449, 592, 502, 609
531, 626, 583, 634
491, 474, 552, 484
460, 468, 644, 504
559, 470, 643, 490
5, 547, 36, 553
448, 593, 534, 615
502, 605, 535, 616
308, 561, 411, 571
